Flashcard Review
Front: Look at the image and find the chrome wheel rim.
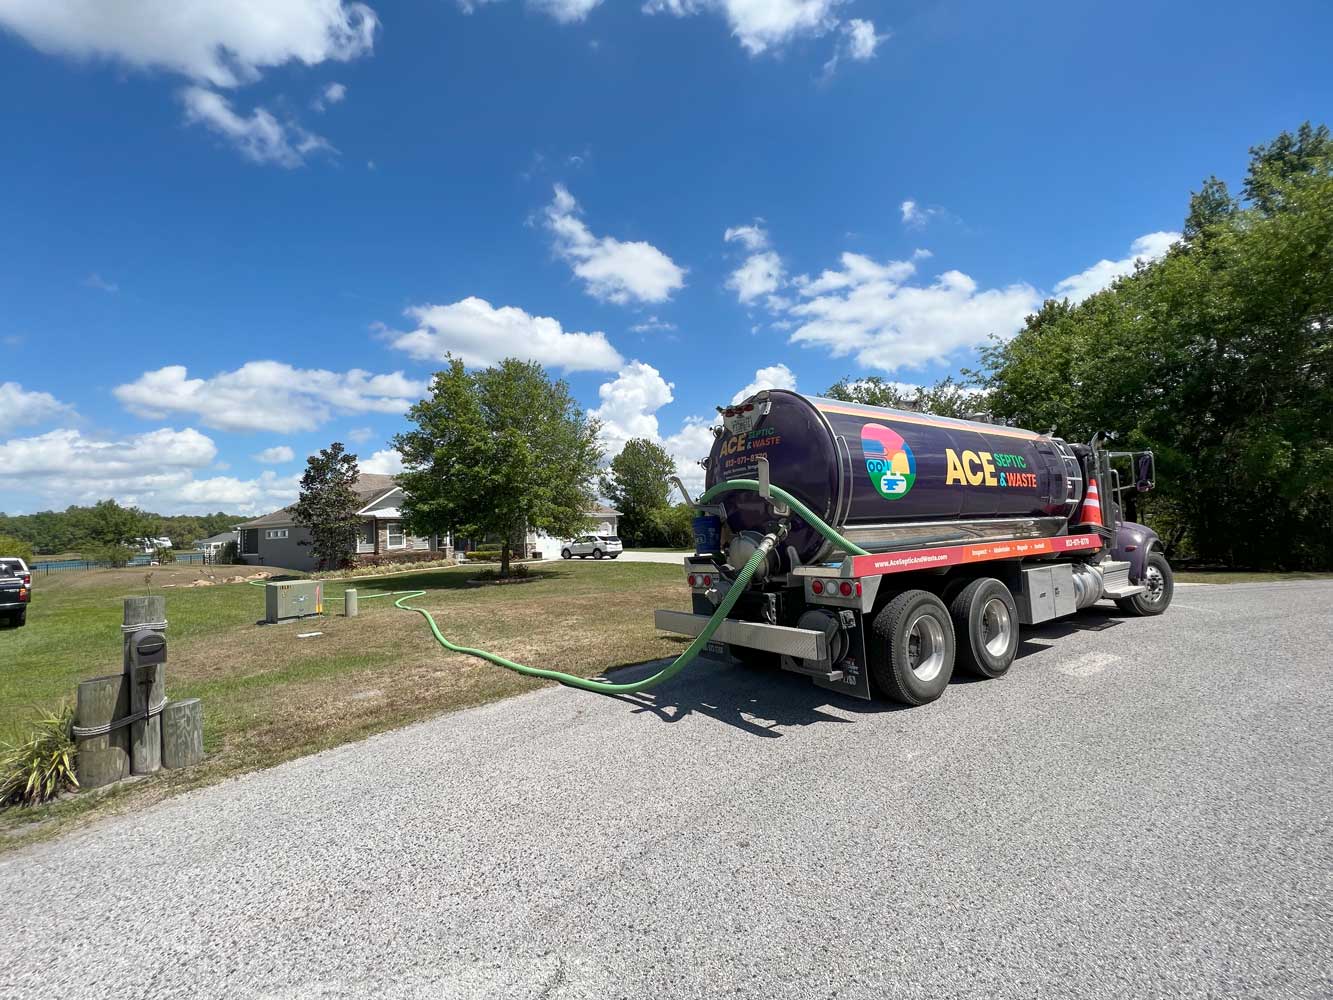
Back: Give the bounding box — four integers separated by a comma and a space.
981, 598, 1012, 658
907, 614, 947, 682
1143, 565, 1166, 604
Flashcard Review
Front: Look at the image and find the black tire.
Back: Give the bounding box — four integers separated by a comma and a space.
868, 590, 956, 706
592, 549, 604, 560
1116, 551, 1174, 616
561, 549, 572, 559
949, 577, 1019, 679
15, 609, 25, 627
729, 644, 777, 670
609, 554, 620, 559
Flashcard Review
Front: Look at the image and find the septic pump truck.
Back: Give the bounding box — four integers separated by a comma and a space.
656, 389, 1173, 706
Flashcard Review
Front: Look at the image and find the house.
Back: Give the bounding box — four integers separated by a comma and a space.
135, 536, 173, 554
235, 473, 451, 572
523, 504, 621, 560
193, 530, 237, 555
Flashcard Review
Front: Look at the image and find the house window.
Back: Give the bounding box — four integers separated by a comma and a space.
265, 528, 289, 540
386, 522, 405, 549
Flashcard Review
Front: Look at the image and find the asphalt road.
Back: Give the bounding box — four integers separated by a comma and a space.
3, 581, 1330, 1000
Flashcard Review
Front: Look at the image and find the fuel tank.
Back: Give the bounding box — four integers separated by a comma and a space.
704, 390, 1080, 567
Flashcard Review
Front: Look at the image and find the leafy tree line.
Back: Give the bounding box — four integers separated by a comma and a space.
599, 438, 694, 548
968, 123, 1332, 569
0, 502, 246, 558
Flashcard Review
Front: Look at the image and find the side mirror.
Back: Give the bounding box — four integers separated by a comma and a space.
1136, 453, 1154, 492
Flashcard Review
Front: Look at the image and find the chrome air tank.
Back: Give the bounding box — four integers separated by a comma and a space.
704, 390, 1079, 568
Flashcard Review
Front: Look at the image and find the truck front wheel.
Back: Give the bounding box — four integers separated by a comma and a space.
949, 577, 1018, 679
1116, 551, 1174, 616
868, 590, 956, 706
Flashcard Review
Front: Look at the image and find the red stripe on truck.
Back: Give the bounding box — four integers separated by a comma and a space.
849, 533, 1102, 577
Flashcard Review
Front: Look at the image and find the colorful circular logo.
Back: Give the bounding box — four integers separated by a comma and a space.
861, 422, 916, 500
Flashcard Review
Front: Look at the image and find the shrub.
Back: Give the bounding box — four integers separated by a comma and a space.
215, 540, 240, 564
0, 705, 78, 807
154, 545, 176, 565
354, 550, 451, 570
86, 543, 134, 567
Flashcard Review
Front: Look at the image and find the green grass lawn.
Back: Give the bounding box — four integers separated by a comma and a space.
1, 560, 690, 848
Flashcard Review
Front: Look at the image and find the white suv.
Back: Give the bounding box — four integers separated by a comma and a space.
561, 535, 623, 560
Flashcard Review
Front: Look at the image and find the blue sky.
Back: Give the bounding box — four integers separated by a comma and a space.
1, 0, 1329, 516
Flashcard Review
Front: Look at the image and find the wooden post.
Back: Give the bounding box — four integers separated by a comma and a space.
129, 664, 164, 774
75, 675, 129, 789
124, 597, 167, 775
162, 699, 204, 769
344, 588, 358, 617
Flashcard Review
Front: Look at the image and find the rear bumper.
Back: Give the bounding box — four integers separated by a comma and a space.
654, 610, 828, 660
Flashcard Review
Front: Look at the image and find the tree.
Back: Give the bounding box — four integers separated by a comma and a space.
0, 534, 34, 563
824, 374, 988, 420
290, 443, 362, 572
395, 357, 603, 577
976, 123, 1333, 569
600, 438, 677, 547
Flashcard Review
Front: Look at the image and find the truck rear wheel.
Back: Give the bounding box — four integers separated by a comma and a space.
1116, 551, 1174, 616
949, 577, 1018, 679
868, 590, 955, 706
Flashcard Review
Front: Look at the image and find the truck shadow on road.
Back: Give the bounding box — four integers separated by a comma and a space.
600, 656, 901, 738
599, 607, 1130, 736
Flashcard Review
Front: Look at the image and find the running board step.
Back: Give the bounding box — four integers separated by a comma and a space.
1099, 560, 1145, 599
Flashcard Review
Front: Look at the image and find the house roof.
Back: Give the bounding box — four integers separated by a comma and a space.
236, 474, 403, 529
588, 503, 621, 516
196, 531, 237, 545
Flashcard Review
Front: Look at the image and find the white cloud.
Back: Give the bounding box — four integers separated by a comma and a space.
84, 272, 119, 293
591, 361, 791, 494
841, 18, 883, 60
313, 80, 347, 111
782, 251, 1041, 372
821, 17, 885, 76
359, 448, 404, 475
900, 199, 944, 229
731, 363, 796, 403
630, 315, 677, 333
545, 185, 686, 305
724, 222, 786, 305
172, 471, 297, 511
181, 86, 333, 167
0, 382, 76, 427
591, 361, 676, 457
114, 362, 426, 433
1053, 231, 1181, 303
0, 0, 377, 89
644, 0, 840, 55
727, 250, 786, 305
723, 223, 769, 251
458, 0, 602, 21
347, 426, 376, 443
253, 445, 295, 464
0, 426, 292, 513
531, 0, 604, 21
391, 297, 623, 372
662, 416, 715, 496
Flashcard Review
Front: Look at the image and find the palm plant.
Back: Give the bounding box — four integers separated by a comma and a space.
0, 705, 79, 807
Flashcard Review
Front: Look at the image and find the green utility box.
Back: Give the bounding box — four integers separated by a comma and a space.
264, 580, 324, 623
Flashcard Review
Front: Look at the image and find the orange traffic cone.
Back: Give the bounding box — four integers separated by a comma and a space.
1078, 477, 1104, 527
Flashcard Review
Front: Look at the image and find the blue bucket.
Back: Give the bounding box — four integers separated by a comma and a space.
692, 514, 721, 555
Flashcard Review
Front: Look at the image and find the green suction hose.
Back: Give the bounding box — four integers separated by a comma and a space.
389, 479, 869, 694
250, 479, 867, 695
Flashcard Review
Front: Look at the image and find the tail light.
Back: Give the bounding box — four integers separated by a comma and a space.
811, 580, 823, 595
23, 574, 30, 587
839, 581, 853, 597
703, 575, 712, 587
19, 588, 29, 603
688, 574, 697, 586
